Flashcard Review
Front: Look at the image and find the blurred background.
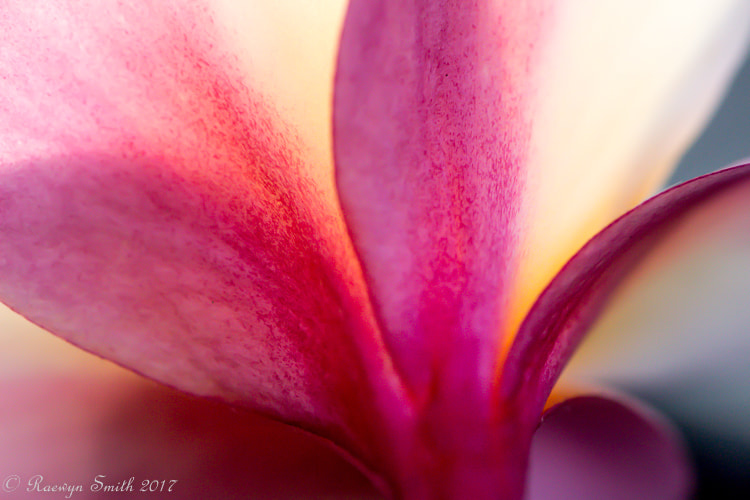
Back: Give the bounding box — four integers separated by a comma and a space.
672, 48, 750, 185
663, 50, 750, 499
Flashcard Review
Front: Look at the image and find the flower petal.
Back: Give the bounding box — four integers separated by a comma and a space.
561, 171, 750, 453
333, 0, 750, 403
206, 0, 348, 174
528, 388, 692, 500
0, 0, 402, 463
511, 0, 750, 335
0, 309, 382, 500
335, 0, 548, 405
501, 163, 750, 425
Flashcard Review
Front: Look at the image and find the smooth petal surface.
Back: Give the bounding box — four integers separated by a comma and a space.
528, 390, 692, 500
511, 0, 750, 336
0, 0, 402, 462
501, 163, 750, 427
561, 169, 750, 451
334, 0, 750, 406
0, 308, 382, 499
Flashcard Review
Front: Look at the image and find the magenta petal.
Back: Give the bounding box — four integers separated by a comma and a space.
528, 392, 692, 500
0, 1, 401, 464
334, 0, 547, 405
0, 373, 382, 499
501, 163, 750, 416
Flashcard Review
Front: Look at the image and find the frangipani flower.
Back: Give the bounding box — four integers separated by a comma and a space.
1, 0, 750, 498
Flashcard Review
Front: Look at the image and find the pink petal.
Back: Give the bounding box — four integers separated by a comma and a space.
0, 309, 383, 499
528, 390, 692, 500
501, 163, 750, 422
333, 0, 750, 407
334, 4, 555, 492
0, 0, 404, 467
560, 169, 750, 455
335, 0, 548, 407
0, 375, 382, 499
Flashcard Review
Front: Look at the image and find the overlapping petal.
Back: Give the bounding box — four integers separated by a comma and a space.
561, 166, 750, 459
0, 0, 404, 465
0, 308, 381, 499
335, 0, 550, 407
511, 0, 750, 336
501, 163, 750, 425
333, 0, 750, 410
528, 389, 691, 500
2, 0, 750, 498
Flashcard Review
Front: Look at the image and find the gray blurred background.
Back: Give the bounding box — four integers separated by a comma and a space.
662, 51, 750, 499
671, 52, 750, 184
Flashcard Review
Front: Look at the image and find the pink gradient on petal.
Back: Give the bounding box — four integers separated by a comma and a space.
562, 161, 750, 445
335, 0, 551, 421
0, 372, 383, 500
528, 393, 692, 500
0, 0, 405, 469
334, 2, 553, 496
501, 163, 750, 419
